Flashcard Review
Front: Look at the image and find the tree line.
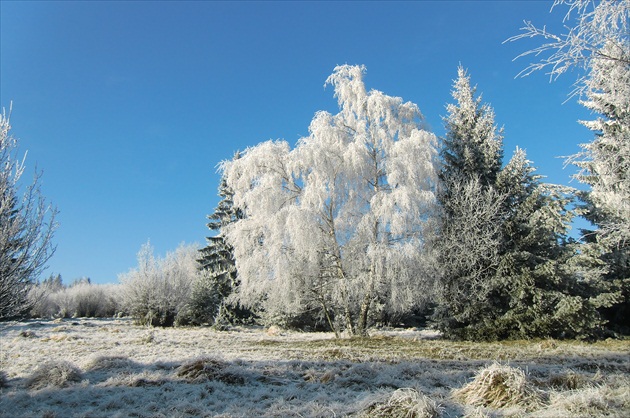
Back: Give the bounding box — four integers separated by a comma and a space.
1, 0, 627, 340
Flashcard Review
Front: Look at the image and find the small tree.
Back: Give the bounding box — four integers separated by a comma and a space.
0, 108, 57, 320
192, 169, 251, 327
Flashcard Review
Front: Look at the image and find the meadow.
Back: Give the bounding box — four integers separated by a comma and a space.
0, 318, 628, 417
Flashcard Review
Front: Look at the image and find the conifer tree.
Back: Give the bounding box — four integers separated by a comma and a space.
192, 162, 248, 326
510, 0, 630, 335
572, 40, 630, 333
434, 67, 506, 337
435, 68, 604, 340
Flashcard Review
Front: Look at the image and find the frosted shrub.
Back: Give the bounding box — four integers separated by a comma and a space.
25, 360, 82, 390
120, 241, 199, 327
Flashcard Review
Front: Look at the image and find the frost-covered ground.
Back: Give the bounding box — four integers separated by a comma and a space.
0, 318, 628, 417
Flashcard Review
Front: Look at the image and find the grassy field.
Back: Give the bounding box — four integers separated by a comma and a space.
1, 318, 628, 417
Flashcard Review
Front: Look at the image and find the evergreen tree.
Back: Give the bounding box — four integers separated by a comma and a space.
572, 40, 630, 333
434, 67, 506, 337
1, 109, 57, 320
192, 163, 249, 326
491, 149, 603, 339
435, 68, 604, 340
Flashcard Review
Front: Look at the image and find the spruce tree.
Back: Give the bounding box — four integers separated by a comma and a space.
491, 149, 603, 339
434, 66, 506, 338
435, 68, 604, 340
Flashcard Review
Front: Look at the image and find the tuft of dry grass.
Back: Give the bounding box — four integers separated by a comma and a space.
25, 360, 82, 390
454, 362, 542, 410
362, 388, 444, 418
176, 357, 245, 385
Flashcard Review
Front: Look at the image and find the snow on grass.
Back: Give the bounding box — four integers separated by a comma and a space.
0, 318, 628, 417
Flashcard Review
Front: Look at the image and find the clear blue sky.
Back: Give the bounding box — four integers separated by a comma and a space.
1, 1, 593, 285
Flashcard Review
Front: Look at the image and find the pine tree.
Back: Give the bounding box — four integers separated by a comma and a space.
491, 149, 603, 339
1, 108, 57, 320
192, 165, 248, 326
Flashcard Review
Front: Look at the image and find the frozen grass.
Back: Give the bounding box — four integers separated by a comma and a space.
0, 318, 628, 417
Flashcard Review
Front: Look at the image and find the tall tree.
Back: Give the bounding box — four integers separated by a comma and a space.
0, 108, 57, 320
435, 69, 603, 340
434, 67, 506, 337
222, 65, 439, 336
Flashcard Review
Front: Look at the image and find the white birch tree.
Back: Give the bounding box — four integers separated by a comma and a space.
222, 65, 438, 336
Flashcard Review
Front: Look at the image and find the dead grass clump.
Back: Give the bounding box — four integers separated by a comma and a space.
25, 360, 82, 390
176, 357, 244, 385
363, 388, 443, 418
454, 362, 542, 410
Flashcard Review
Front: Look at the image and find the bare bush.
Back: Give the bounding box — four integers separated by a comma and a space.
25, 360, 82, 390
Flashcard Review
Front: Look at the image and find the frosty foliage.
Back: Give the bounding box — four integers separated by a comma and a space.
119, 241, 200, 326
508, 0, 630, 97
222, 65, 438, 336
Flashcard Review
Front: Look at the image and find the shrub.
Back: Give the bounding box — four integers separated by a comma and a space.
120, 242, 199, 327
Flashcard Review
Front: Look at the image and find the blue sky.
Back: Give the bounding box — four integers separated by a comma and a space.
1, 1, 593, 285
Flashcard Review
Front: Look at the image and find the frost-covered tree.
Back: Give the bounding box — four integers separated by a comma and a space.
222, 65, 438, 336
0, 108, 57, 320
511, 0, 630, 334
491, 149, 604, 340
434, 68, 506, 337
509, 0, 629, 97
435, 68, 604, 340
191, 167, 251, 327
120, 241, 199, 327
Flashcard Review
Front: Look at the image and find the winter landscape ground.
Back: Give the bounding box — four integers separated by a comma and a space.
0, 319, 628, 417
